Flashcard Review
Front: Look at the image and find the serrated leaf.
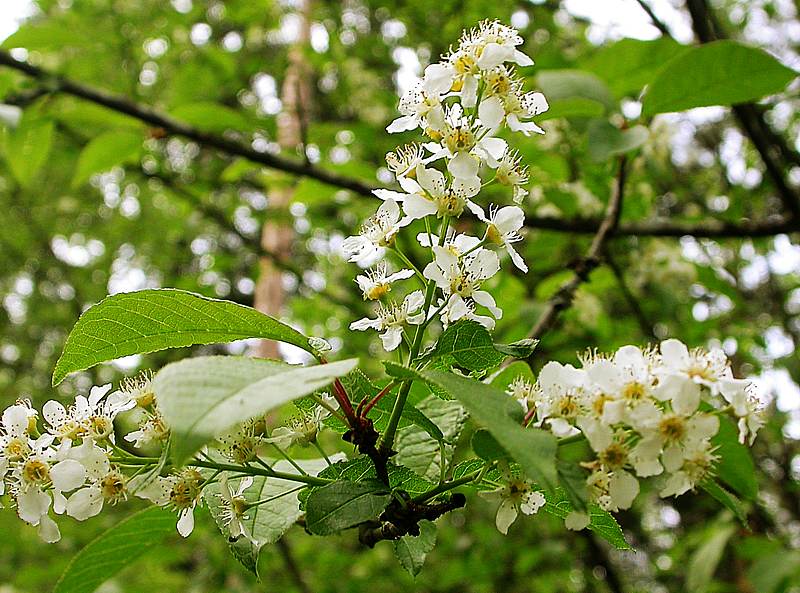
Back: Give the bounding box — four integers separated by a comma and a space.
154, 356, 357, 464
52, 288, 313, 385
421, 370, 558, 492
493, 338, 539, 359
642, 40, 797, 115
430, 320, 506, 372
471, 429, 509, 462
305, 480, 391, 535
393, 520, 437, 577
72, 130, 142, 188
542, 488, 631, 550
53, 507, 175, 593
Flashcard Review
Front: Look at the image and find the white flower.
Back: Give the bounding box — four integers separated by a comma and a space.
423, 245, 501, 322
76, 384, 136, 441
0, 403, 36, 492
495, 150, 529, 203
478, 465, 545, 534
342, 199, 408, 263
533, 362, 588, 437
386, 64, 451, 133
437, 295, 497, 330
468, 203, 527, 272
385, 143, 425, 179
506, 376, 535, 412
349, 290, 426, 351
660, 439, 718, 497
65, 440, 117, 521
355, 261, 415, 301
124, 407, 170, 449
135, 469, 204, 537
265, 401, 332, 449
656, 339, 731, 395
218, 474, 255, 543
388, 164, 480, 222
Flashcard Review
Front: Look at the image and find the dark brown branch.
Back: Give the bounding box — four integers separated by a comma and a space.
0, 49, 377, 198
634, 0, 672, 36
605, 250, 658, 340
684, 0, 800, 221
525, 213, 799, 238
276, 537, 313, 593
3, 49, 797, 241
525, 157, 628, 355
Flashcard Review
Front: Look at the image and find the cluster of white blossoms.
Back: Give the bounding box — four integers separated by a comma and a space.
0, 373, 336, 542
345, 20, 548, 348
498, 339, 763, 530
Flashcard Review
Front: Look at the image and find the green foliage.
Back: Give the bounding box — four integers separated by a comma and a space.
542, 488, 630, 550
153, 355, 357, 464
71, 130, 143, 188
642, 40, 797, 115
586, 120, 649, 162
4, 111, 54, 187
53, 507, 175, 593
712, 415, 759, 501
52, 289, 314, 384
425, 320, 506, 372
536, 70, 615, 112
421, 369, 558, 492
686, 522, 736, 592
393, 520, 437, 578
305, 480, 392, 535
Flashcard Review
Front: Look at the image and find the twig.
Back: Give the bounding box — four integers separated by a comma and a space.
525, 157, 628, 355
605, 250, 658, 340
634, 0, 672, 36
276, 537, 313, 593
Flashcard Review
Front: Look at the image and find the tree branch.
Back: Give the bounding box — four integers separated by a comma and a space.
0, 49, 377, 198
684, 0, 800, 220
525, 157, 628, 355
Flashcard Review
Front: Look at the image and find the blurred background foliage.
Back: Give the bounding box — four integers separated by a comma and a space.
0, 0, 799, 591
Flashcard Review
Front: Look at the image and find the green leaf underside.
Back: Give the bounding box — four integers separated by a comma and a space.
393, 520, 437, 577
305, 480, 392, 535
642, 40, 797, 115
421, 369, 558, 492
537, 69, 615, 111
686, 523, 736, 592
53, 507, 175, 593
52, 288, 312, 385
587, 120, 649, 162
154, 356, 358, 464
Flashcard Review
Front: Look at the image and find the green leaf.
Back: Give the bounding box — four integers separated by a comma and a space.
305, 480, 392, 535
537, 97, 605, 121
587, 120, 649, 162
5, 114, 54, 187
71, 130, 142, 188
171, 102, 251, 133
585, 37, 688, 97
701, 479, 749, 525
642, 40, 797, 116
493, 338, 539, 359
154, 356, 357, 464
471, 429, 510, 462
393, 520, 437, 578
430, 320, 506, 372
394, 396, 466, 481
52, 288, 313, 385
204, 458, 330, 576
748, 549, 800, 593
712, 415, 758, 500
542, 488, 631, 550
53, 507, 175, 593
421, 369, 558, 492
686, 522, 736, 592
537, 70, 615, 112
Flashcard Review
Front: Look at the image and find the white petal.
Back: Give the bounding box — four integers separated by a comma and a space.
17, 489, 51, 524
387, 114, 418, 133
609, 471, 639, 510
42, 401, 67, 427
50, 459, 86, 492
565, 511, 590, 531
447, 151, 480, 179
67, 487, 104, 521
660, 339, 690, 369
478, 96, 504, 129
177, 508, 195, 537
380, 327, 403, 351
373, 189, 409, 202
38, 514, 61, 543
422, 63, 454, 95
495, 498, 519, 535
402, 193, 438, 220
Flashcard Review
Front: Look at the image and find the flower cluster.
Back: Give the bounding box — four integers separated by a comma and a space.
0, 372, 337, 542
502, 339, 763, 524
345, 20, 548, 346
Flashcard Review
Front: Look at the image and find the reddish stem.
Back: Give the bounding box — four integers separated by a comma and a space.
522, 407, 536, 427
360, 383, 394, 417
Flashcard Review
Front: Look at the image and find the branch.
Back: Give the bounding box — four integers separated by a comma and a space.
525, 213, 799, 238
525, 157, 628, 353
0, 49, 376, 198
683, 0, 800, 220
634, 0, 672, 36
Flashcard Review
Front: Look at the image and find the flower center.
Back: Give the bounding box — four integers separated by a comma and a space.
22, 459, 50, 485
658, 415, 686, 443
365, 283, 391, 301
101, 472, 127, 503
600, 444, 628, 469
623, 382, 646, 401
4, 436, 30, 461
